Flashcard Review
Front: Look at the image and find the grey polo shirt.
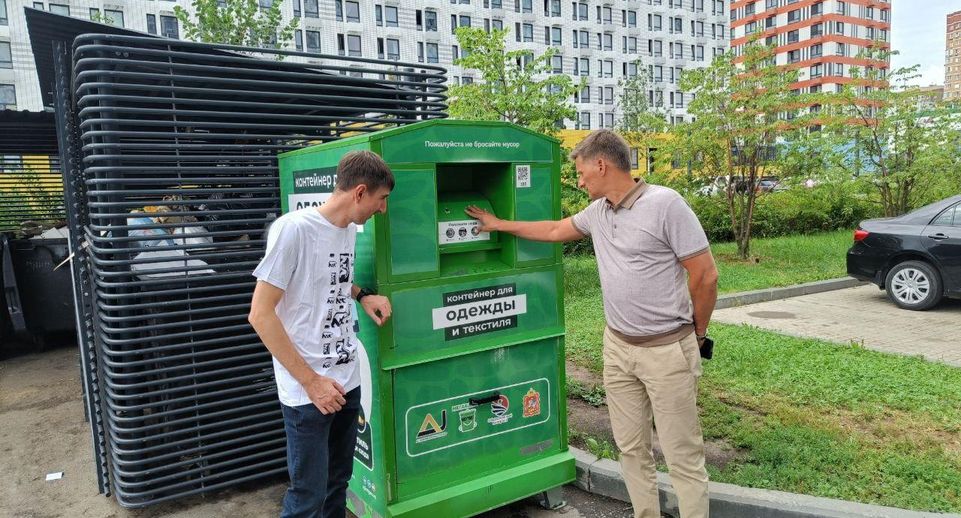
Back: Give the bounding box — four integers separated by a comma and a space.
571, 180, 710, 338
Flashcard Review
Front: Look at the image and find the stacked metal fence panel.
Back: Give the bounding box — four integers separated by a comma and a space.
69, 33, 446, 507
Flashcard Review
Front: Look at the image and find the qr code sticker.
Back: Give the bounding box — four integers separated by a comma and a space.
515, 165, 531, 188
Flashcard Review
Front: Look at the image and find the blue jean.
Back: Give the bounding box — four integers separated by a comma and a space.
280, 387, 360, 518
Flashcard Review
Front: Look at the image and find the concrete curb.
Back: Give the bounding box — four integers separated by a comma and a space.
715, 277, 867, 310
570, 446, 958, 518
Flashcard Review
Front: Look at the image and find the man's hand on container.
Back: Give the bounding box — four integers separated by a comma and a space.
361, 294, 392, 326
304, 374, 347, 415
465, 205, 501, 233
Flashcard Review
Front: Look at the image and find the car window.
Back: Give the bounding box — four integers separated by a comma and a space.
932, 203, 959, 227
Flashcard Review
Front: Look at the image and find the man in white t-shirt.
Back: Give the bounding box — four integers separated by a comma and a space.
249, 150, 393, 518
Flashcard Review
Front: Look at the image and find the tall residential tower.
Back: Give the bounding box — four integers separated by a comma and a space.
729, 0, 891, 94
946, 9, 961, 101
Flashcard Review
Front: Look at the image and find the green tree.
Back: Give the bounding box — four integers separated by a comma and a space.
616, 59, 669, 174
617, 59, 668, 139
448, 27, 580, 137
821, 48, 961, 217
669, 42, 817, 259
173, 0, 297, 50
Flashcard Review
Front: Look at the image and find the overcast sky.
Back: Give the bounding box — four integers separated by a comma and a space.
890, 0, 960, 86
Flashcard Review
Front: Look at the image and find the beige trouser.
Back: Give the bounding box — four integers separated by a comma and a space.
602, 327, 709, 518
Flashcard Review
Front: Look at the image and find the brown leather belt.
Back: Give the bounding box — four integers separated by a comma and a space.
607, 324, 694, 347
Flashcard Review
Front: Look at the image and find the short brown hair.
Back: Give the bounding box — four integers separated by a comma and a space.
569, 129, 632, 173
335, 150, 395, 192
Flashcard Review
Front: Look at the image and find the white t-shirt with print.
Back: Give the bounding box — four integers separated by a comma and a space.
252, 208, 361, 407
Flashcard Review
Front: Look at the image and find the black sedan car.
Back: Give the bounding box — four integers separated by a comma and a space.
847, 195, 961, 310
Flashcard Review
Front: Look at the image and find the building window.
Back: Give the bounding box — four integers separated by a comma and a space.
293, 0, 300, 17
787, 49, 800, 63
0, 0, 7, 26
0, 42, 10, 69
385, 5, 398, 27
426, 10, 437, 31
577, 85, 590, 103
48, 3, 69, 15
146, 14, 157, 34
765, 0, 777, 8
347, 34, 361, 56
547, 0, 561, 17
549, 26, 562, 45
492, 18, 502, 30
649, 14, 662, 31
104, 9, 124, 27
0, 84, 16, 109
577, 111, 591, 130
574, 2, 588, 21
786, 29, 798, 43
160, 15, 179, 38
516, 0, 532, 13
787, 9, 800, 24
522, 23, 533, 42
811, 23, 823, 37
551, 54, 563, 73
810, 63, 822, 78
810, 43, 822, 58
295, 30, 303, 51
386, 38, 399, 60
426, 42, 438, 63
306, 30, 320, 52
345, 1, 360, 22
304, 0, 318, 18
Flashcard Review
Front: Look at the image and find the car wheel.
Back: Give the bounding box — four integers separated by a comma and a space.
884, 260, 943, 311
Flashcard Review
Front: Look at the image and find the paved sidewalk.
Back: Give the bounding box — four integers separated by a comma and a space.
713, 285, 961, 367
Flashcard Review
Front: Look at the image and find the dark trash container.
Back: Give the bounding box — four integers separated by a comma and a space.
8, 238, 76, 344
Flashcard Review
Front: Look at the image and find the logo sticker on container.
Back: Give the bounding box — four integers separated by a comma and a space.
523, 388, 541, 418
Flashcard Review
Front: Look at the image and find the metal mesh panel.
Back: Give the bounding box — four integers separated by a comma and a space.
69, 34, 446, 507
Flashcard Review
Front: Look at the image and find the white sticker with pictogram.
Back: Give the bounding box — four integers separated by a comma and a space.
438, 220, 490, 244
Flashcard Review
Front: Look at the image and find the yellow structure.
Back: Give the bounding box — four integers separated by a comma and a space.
557, 129, 677, 176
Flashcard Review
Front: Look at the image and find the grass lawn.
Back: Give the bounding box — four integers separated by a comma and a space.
565, 229, 855, 299
562, 230, 961, 512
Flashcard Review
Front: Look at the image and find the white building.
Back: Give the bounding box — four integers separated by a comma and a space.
0, 0, 730, 128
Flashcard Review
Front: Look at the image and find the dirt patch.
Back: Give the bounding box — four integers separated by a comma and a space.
0, 346, 288, 518
566, 362, 747, 471
566, 360, 603, 388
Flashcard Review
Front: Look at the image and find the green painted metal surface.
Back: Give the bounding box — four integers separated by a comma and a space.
277, 120, 573, 518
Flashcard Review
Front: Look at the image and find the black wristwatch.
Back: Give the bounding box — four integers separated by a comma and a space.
355, 287, 376, 302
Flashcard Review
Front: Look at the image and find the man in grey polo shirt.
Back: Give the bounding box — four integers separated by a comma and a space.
466, 129, 718, 518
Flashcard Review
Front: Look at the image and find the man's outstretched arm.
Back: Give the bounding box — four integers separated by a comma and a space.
465, 205, 585, 243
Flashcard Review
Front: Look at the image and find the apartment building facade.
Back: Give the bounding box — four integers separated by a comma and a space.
0, 0, 729, 129
947, 10, 961, 101
729, 0, 890, 95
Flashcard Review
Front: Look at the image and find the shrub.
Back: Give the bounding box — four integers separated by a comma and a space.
687, 182, 882, 243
